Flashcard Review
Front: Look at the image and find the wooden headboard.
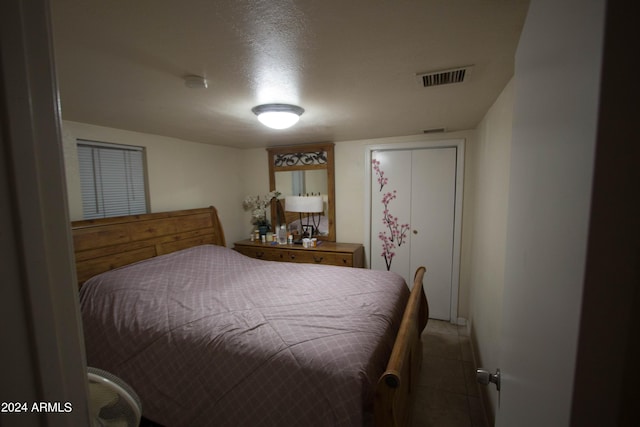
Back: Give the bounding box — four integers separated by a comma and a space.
71, 206, 226, 288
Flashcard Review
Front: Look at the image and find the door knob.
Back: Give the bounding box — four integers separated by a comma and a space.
476, 368, 501, 391
413, 230, 418, 234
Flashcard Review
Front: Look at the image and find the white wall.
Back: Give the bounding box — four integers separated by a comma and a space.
237, 147, 271, 235
61, 121, 246, 245
464, 78, 514, 422
497, 0, 604, 423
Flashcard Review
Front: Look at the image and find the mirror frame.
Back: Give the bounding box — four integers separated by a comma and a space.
267, 142, 336, 242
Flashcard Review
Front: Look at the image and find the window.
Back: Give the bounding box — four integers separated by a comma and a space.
77, 140, 149, 219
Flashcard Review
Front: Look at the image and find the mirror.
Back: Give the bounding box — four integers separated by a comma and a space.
275, 170, 327, 200
267, 143, 336, 242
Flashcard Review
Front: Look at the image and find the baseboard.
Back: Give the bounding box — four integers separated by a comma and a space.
449, 317, 467, 327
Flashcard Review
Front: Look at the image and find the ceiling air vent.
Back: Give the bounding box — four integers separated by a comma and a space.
417, 66, 473, 88
423, 128, 446, 134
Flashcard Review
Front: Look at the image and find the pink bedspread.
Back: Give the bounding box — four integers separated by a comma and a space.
80, 245, 408, 426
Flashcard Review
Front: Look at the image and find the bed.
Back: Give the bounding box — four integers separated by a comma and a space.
72, 207, 428, 426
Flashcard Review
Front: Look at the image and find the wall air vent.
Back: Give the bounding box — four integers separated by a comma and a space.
417, 65, 473, 88
423, 128, 446, 134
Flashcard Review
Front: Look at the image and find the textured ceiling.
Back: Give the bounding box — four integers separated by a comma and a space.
50, 0, 530, 148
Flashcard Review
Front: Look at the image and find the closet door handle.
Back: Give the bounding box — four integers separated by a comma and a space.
413, 230, 418, 235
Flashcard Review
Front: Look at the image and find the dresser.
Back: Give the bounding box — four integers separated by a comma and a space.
233, 239, 364, 268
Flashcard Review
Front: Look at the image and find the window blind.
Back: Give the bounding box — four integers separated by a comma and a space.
77, 141, 148, 219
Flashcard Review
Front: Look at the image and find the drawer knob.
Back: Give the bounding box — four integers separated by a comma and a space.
313, 256, 324, 263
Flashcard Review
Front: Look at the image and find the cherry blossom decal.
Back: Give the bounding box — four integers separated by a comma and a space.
372, 158, 388, 191
373, 159, 410, 271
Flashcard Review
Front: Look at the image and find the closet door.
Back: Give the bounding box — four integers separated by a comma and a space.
370, 147, 457, 321
370, 150, 412, 278
409, 148, 456, 320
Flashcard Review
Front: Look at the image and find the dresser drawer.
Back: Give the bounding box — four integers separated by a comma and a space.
235, 246, 284, 262
284, 250, 337, 266
334, 254, 356, 267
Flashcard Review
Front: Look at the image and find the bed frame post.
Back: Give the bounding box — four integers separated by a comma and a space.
374, 267, 429, 427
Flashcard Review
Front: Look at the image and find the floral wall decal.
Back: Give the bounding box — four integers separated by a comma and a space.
372, 159, 388, 191
372, 159, 410, 271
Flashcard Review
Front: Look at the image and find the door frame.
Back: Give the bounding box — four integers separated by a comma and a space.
364, 137, 465, 324
1, 0, 90, 423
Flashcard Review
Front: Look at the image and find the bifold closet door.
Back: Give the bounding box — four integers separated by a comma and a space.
370, 147, 456, 320
370, 150, 412, 280
409, 147, 456, 320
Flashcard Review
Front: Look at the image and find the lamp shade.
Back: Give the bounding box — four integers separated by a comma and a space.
252, 104, 304, 129
285, 196, 323, 213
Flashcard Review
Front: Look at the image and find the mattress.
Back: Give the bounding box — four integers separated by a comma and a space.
80, 244, 408, 426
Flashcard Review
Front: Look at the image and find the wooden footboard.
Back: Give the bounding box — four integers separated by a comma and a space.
375, 267, 429, 427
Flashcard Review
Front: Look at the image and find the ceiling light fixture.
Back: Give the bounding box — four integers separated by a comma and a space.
251, 104, 304, 130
